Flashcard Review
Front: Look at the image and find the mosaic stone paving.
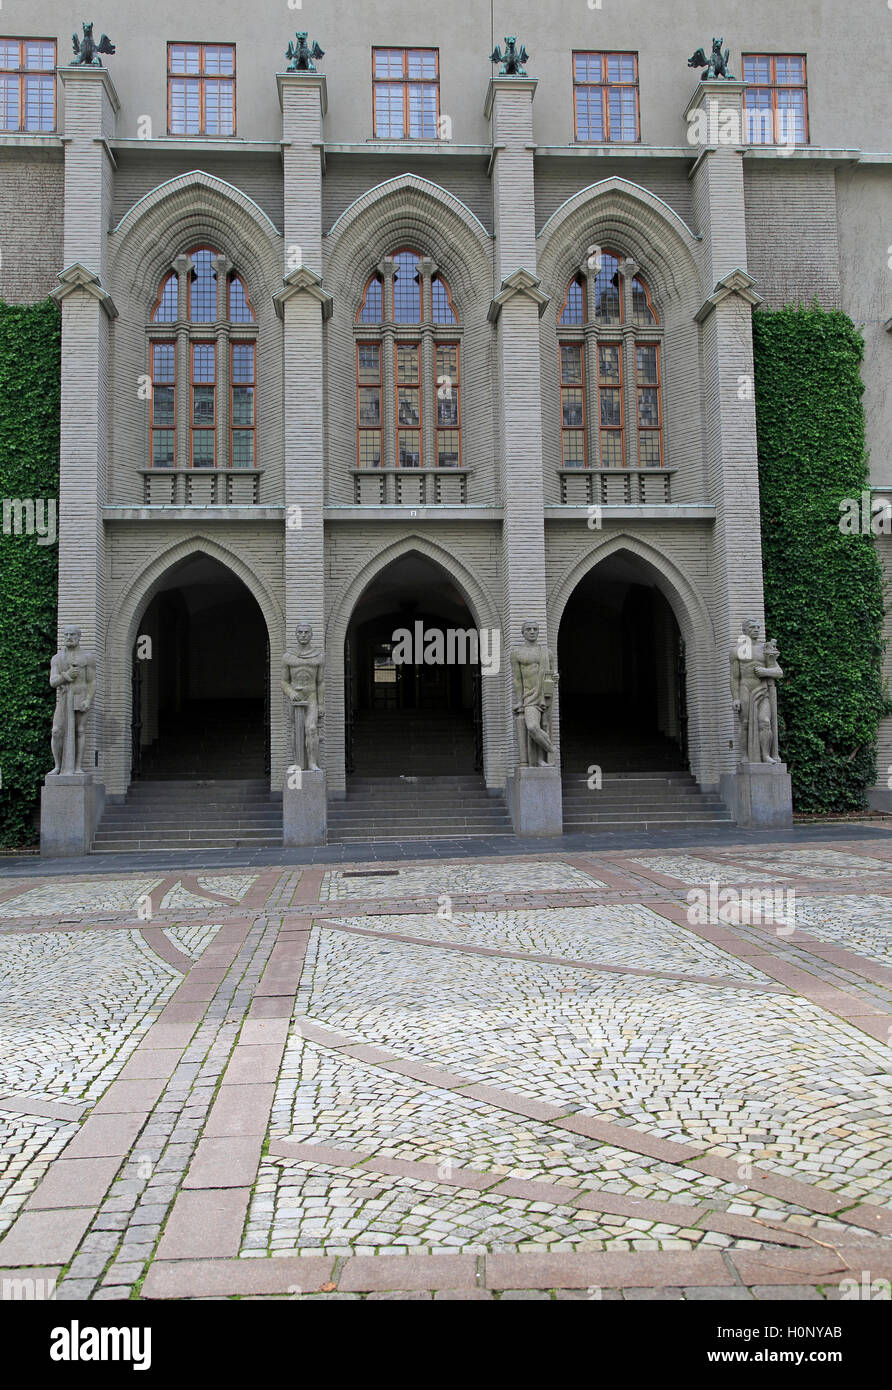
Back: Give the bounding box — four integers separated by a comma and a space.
627, 855, 787, 884
325, 906, 774, 984
788, 895, 892, 969
0, 1109, 77, 1238
0, 837, 890, 1301
196, 874, 259, 900
295, 927, 892, 1202
0, 930, 179, 1103
321, 861, 605, 900
0, 877, 164, 919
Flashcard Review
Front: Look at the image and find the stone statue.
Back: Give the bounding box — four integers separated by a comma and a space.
511, 622, 557, 766
490, 37, 529, 76
730, 619, 783, 764
70, 22, 116, 66
49, 626, 97, 775
286, 33, 324, 73
282, 622, 325, 771
688, 37, 735, 81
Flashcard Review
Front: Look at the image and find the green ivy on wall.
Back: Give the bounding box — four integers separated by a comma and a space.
0, 300, 60, 848
753, 302, 889, 813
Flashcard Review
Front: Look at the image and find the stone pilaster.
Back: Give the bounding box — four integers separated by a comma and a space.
686, 80, 766, 791
50, 65, 119, 795
275, 73, 329, 788
486, 77, 560, 832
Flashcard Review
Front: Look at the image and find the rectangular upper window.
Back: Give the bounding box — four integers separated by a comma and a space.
373, 48, 439, 139
168, 42, 236, 137
573, 52, 639, 143
0, 38, 56, 133
742, 54, 808, 144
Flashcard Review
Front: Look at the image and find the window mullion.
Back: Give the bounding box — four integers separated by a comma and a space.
216, 326, 230, 486
622, 329, 639, 468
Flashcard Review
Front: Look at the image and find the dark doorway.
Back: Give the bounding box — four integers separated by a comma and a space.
132, 554, 268, 779
557, 553, 687, 775
344, 554, 482, 776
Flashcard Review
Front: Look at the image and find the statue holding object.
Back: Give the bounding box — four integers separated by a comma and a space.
511, 622, 557, 767
730, 619, 783, 765
282, 622, 325, 772
49, 626, 97, 776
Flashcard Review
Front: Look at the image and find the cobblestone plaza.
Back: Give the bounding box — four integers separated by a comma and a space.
1, 836, 891, 1301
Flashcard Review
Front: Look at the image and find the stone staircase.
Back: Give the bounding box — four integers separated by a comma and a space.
560, 732, 733, 831
92, 779, 282, 852
328, 776, 512, 842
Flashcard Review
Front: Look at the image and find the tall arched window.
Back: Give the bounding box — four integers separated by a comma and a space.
354, 248, 462, 501
557, 249, 663, 473
146, 248, 259, 504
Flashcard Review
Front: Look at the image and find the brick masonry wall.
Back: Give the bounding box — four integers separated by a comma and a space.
0, 152, 64, 304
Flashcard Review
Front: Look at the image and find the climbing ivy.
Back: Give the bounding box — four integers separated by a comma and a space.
0, 300, 60, 847
753, 302, 889, 813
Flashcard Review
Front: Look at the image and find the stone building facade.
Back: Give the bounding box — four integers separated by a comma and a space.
2, 4, 890, 845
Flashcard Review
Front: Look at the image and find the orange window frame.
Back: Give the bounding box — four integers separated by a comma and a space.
167, 42, 236, 137
635, 341, 663, 467
149, 341, 176, 469
395, 340, 422, 467
597, 341, 625, 467
434, 342, 461, 468
572, 51, 639, 143
0, 38, 56, 132
355, 341, 382, 468
559, 342, 587, 468
372, 48, 439, 139
742, 53, 809, 144
230, 341, 256, 469
190, 340, 216, 468
151, 272, 179, 323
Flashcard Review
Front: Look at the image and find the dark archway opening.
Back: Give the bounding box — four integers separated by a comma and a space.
131, 554, 269, 780
344, 553, 482, 777
557, 553, 688, 775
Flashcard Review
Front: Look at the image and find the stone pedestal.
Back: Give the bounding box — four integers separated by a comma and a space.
506, 765, 563, 836
40, 773, 105, 856
283, 769, 327, 846
720, 762, 793, 828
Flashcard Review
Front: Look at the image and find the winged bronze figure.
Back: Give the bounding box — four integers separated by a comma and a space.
688, 37, 735, 81
286, 33, 324, 73
71, 22, 116, 67
490, 37, 529, 77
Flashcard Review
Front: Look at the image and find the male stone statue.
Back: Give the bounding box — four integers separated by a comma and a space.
50, 626, 97, 775
510, 621, 557, 766
282, 621, 325, 771
730, 618, 783, 764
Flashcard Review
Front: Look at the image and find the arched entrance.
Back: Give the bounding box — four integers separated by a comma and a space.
557, 552, 686, 774
131, 553, 269, 779
344, 553, 482, 776
555, 551, 729, 828
331, 552, 509, 840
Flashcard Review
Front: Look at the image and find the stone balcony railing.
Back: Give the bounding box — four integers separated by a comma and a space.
559, 467, 675, 506
351, 467, 470, 506
140, 468, 264, 507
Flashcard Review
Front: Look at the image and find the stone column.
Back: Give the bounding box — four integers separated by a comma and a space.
275, 70, 330, 840
685, 79, 790, 824
41, 66, 119, 854
486, 76, 561, 835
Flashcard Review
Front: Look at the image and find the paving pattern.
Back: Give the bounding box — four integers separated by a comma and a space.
0, 843, 890, 1301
